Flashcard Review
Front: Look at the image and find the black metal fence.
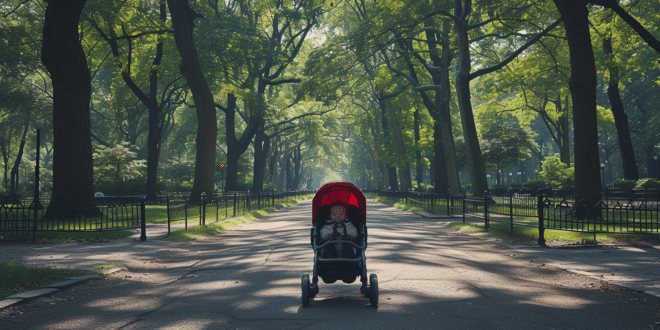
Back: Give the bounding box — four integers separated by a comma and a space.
166, 190, 311, 235
0, 196, 146, 240
369, 189, 660, 245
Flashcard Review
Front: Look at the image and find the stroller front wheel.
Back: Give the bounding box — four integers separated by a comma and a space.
369, 273, 378, 306
301, 273, 311, 306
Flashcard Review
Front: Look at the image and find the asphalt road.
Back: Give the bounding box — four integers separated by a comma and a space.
2, 199, 660, 329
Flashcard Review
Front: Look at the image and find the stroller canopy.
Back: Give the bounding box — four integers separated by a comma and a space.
312, 182, 366, 223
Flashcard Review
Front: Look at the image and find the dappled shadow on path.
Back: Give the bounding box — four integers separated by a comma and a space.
2, 200, 660, 329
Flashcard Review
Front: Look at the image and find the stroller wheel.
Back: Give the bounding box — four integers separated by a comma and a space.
342, 276, 357, 284
301, 274, 311, 306
322, 276, 337, 284
369, 274, 378, 306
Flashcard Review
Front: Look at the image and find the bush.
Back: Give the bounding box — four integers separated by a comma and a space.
635, 178, 660, 189
609, 179, 637, 189
93, 143, 146, 195
522, 179, 545, 190
539, 154, 574, 189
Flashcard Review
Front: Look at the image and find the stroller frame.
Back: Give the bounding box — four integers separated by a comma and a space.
301, 182, 378, 307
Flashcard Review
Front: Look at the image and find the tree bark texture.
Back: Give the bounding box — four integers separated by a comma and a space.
559, 95, 571, 166
414, 107, 422, 189
603, 38, 639, 180
378, 98, 399, 190
252, 125, 269, 192
167, 0, 217, 201
454, 0, 488, 197
41, 0, 98, 215
553, 0, 602, 207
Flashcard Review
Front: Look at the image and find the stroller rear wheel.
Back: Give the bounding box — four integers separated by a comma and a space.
301, 273, 311, 306
369, 273, 378, 306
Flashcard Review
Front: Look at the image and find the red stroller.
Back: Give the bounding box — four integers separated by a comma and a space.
301, 182, 378, 306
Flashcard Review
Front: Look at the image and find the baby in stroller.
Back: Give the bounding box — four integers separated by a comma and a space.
319, 202, 358, 240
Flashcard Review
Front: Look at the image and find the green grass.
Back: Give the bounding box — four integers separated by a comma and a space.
146, 205, 169, 224
94, 263, 125, 272
0, 260, 100, 299
1, 230, 135, 243
159, 198, 303, 242
377, 194, 660, 244
370, 195, 449, 214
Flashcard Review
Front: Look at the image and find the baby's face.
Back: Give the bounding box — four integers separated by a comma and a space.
330, 205, 347, 221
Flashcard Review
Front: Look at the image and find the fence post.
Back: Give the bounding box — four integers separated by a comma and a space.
537, 189, 546, 246
140, 197, 147, 241
233, 192, 237, 217
201, 193, 206, 225
167, 198, 171, 235
484, 191, 489, 230
215, 196, 219, 223
430, 192, 434, 213
462, 192, 466, 224
32, 204, 38, 241
185, 201, 188, 230
510, 193, 514, 233
447, 189, 451, 216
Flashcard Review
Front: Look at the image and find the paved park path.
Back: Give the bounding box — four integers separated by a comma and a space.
2, 199, 660, 329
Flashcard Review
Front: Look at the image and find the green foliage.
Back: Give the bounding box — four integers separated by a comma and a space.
635, 178, 660, 190
93, 143, 146, 195
609, 178, 637, 189
539, 154, 574, 189
522, 179, 545, 190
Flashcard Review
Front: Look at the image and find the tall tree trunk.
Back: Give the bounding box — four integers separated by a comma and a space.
167, 0, 217, 202
399, 164, 413, 191
414, 107, 422, 189
558, 94, 571, 165
252, 125, 269, 192
9, 123, 28, 195
433, 122, 449, 192
41, 0, 97, 216
604, 37, 638, 180
553, 0, 602, 209
145, 0, 168, 202
454, 0, 488, 197
293, 147, 301, 190
378, 99, 399, 191
437, 19, 461, 194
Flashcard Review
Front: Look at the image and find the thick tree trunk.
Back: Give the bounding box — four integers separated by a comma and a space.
145, 0, 168, 202
167, 0, 217, 202
436, 19, 461, 193
414, 108, 422, 189
293, 147, 301, 190
553, 0, 602, 209
603, 38, 638, 180
454, 1, 488, 197
558, 95, 571, 166
41, 0, 98, 216
433, 122, 449, 192
378, 98, 399, 191
399, 164, 413, 191
252, 126, 269, 192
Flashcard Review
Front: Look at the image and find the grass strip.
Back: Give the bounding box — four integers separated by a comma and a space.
159, 198, 305, 242
1, 230, 135, 243
0, 260, 99, 300
377, 196, 660, 245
